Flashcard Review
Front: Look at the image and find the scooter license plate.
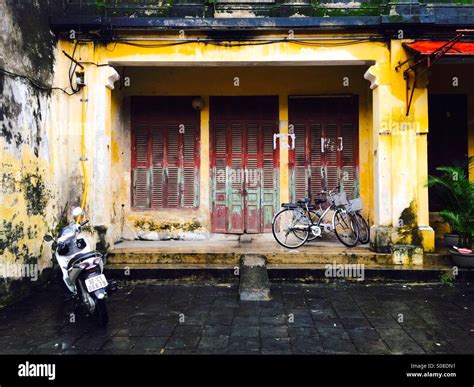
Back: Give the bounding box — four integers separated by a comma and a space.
85, 274, 108, 292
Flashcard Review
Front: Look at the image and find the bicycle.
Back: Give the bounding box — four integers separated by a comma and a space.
272, 187, 359, 249
346, 197, 370, 244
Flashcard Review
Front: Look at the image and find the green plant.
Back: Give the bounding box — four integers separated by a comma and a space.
439, 271, 455, 286
427, 158, 474, 248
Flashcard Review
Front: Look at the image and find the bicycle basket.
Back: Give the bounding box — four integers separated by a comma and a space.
347, 197, 362, 212
330, 191, 348, 207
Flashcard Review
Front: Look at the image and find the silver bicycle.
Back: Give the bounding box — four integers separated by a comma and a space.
272, 187, 359, 249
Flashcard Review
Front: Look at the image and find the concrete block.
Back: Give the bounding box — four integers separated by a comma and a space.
239, 254, 271, 301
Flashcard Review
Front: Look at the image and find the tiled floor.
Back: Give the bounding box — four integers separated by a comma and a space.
0, 281, 473, 354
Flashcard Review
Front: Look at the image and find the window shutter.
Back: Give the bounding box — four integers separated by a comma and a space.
151, 125, 164, 208
289, 96, 359, 201
165, 124, 180, 208
182, 122, 198, 208
293, 123, 307, 200
132, 126, 150, 208
131, 97, 200, 210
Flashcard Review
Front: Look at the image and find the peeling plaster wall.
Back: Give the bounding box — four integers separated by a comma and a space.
0, 1, 63, 302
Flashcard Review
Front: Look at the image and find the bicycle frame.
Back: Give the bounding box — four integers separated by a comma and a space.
298, 198, 348, 235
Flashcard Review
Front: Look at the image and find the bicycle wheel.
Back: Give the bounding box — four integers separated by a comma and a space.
334, 210, 359, 247
355, 212, 370, 244
272, 208, 310, 249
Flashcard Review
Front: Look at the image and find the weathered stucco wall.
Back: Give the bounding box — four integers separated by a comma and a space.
0, 1, 63, 302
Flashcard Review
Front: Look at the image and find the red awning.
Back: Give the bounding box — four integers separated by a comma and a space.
404, 41, 474, 56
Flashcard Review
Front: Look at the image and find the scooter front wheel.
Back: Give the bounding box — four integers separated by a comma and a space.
95, 298, 109, 326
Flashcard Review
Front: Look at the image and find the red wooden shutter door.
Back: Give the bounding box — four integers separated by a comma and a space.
229, 123, 245, 233
182, 122, 198, 208
151, 125, 164, 208
245, 122, 260, 233
132, 125, 150, 208
212, 122, 228, 232
132, 97, 200, 210
290, 96, 359, 201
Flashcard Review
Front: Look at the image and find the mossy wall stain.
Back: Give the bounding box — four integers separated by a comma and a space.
398, 200, 423, 247
21, 170, 50, 217
134, 219, 203, 233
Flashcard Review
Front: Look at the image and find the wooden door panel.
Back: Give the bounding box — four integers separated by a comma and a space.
229, 123, 245, 233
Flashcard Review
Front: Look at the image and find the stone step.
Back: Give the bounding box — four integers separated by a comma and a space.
108, 246, 452, 267
104, 263, 473, 282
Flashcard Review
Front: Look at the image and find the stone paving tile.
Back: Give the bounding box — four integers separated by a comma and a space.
288, 326, 319, 337
321, 337, 358, 354
165, 335, 200, 350
197, 335, 229, 351
352, 339, 391, 354
231, 325, 259, 338
346, 328, 381, 341
259, 325, 289, 338
227, 337, 260, 354
290, 336, 324, 354
131, 337, 167, 354
261, 337, 292, 354
202, 325, 232, 336
233, 316, 259, 325
0, 282, 474, 354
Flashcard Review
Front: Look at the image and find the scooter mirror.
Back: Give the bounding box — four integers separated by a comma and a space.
72, 207, 83, 218
43, 235, 54, 242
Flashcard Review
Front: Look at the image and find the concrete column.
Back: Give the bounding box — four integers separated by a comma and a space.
90, 66, 120, 230
368, 40, 434, 252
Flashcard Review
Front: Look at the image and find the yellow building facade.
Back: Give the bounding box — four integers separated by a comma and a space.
43, 32, 474, 254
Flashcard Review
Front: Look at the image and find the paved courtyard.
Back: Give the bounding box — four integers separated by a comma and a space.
0, 281, 473, 354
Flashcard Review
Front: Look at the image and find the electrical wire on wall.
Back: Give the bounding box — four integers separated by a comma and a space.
0, 67, 79, 95
63, 41, 90, 223
77, 84, 88, 224
103, 36, 378, 51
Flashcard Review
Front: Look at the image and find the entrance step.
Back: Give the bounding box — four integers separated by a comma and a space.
108, 240, 454, 266
104, 263, 474, 282
108, 240, 391, 265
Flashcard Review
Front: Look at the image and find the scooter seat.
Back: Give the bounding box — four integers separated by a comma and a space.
67, 251, 101, 270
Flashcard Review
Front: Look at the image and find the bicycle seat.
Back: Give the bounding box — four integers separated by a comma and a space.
297, 198, 309, 204
281, 203, 299, 209
315, 198, 326, 204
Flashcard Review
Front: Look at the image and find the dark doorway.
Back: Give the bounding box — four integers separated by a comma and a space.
428, 94, 468, 212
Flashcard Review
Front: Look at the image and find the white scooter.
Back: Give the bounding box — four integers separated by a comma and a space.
44, 207, 113, 326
